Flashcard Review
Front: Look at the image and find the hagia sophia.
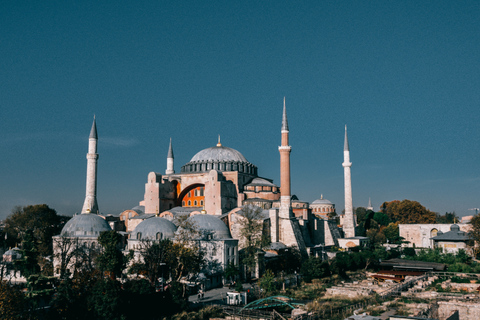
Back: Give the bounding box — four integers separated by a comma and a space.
53, 99, 362, 283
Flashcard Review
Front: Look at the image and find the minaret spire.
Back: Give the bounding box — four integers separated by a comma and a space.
342, 125, 355, 238
166, 138, 175, 174
81, 116, 99, 214
217, 135, 222, 147
282, 97, 289, 132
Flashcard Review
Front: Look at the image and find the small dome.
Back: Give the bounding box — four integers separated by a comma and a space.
312, 198, 333, 205
61, 213, 112, 237
132, 217, 177, 240
190, 145, 247, 163
188, 214, 232, 239
450, 224, 460, 232
246, 177, 278, 187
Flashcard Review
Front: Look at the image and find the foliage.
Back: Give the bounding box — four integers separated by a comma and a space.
171, 306, 224, 320
258, 269, 277, 297
436, 212, 458, 224
381, 200, 436, 224
15, 229, 40, 278
403, 247, 416, 257
372, 212, 390, 226
470, 214, 480, 257
224, 262, 239, 281
237, 205, 270, 278
0, 281, 25, 320
300, 257, 331, 282
96, 231, 130, 278
266, 246, 302, 275
5, 204, 69, 257
88, 278, 124, 320
404, 248, 473, 267
383, 222, 401, 243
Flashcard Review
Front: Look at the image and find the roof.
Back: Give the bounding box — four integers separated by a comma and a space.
431, 224, 469, 241
344, 125, 349, 151
132, 217, 177, 240
245, 177, 277, 187
89, 117, 97, 139
311, 198, 333, 205
189, 145, 248, 163
282, 97, 288, 131
61, 213, 111, 237
380, 259, 446, 271
187, 214, 232, 239
167, 138, 174, 158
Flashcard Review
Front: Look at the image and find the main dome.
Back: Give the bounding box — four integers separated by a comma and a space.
190, 146, 247, 163
181, 143, 257, 175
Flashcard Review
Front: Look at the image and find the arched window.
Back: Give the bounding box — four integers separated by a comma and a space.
431, 229, 438, 238
194, 200, 198, 206
188, 200, 191, 206
137, 232, 142, 240
156, 232, 163, 240
200, 200, 204, 206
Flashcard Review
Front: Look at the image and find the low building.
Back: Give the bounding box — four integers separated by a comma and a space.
431, 224, 471, 254
399, 224, 471, 249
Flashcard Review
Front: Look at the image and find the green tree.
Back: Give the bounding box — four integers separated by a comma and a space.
373, 212, 390, 226
15, 229, 40, 278
436, 212, 458, 224
383, 223, 400, 243
88, 278, 124, 320
258, 269, 276, 297
5, 204, 69, 257
237, 205, 270, 279
0, 281, 25, 320
469, 214, 480, 258
96, 231, 129, 279
300, 257, 330, 282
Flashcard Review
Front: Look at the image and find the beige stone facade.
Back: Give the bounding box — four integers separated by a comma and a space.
399, 224, 471, 248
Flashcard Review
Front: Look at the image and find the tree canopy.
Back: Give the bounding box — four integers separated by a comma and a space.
381, 200, 436, 224
4, 204, 69, 257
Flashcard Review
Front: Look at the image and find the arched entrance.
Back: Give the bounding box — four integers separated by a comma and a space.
177, 183, 205, 208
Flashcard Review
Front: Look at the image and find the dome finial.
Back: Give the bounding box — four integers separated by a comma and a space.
321, 194, 323, 200
217, 135, 222, 147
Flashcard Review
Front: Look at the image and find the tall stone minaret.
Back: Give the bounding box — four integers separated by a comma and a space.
81, 117, 99, 214
165, 138, 174, 174
342, 125, 355, 238
279, 97, 292, 219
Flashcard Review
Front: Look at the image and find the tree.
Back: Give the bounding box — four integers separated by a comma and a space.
266, 247, 301, 275
373, 212, 390, 226
0, 281, 25, 320
237, 205, 270, 278
383, 223, 400, 243
258, 269, 276, 297
96, 231, 130, 279
52, 236, 80, 279
381, 200, 436, 224
15, 229, 40, 278
469, 214, 480, 258
4, 204, 69, 257
300, 257, 330, 282
436, 212, 458, 224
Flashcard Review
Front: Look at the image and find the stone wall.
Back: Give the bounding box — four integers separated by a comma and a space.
438, 300, 480, 320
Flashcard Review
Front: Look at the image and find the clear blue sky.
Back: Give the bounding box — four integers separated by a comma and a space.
1, 1, 479, 220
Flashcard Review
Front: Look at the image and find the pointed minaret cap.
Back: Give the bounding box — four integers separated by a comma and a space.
344, 125, 349, 151
89, 115, 98, 139
282, 97, 289, 131
216, 135, 222, 147
368, 197, 372, 208
167, 138, 174, 158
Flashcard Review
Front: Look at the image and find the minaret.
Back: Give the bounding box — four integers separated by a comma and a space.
279, 97, 292, 219
367, 197, 373, 211
342, 125, 355, 238
81, 116, 99, 214
165, 138, 174, 174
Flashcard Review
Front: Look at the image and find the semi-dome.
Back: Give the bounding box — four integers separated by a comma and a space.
187, 214, 232, 239
181, 141, 258, 175
132, 217, 177, 240
61, 213, 112, 237
246, 177, 278, 187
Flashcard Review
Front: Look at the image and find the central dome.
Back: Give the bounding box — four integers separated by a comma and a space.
190, 145, 247, 163
181, 142, 258, 175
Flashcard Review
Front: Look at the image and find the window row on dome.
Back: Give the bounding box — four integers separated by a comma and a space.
312, 207, 335, 213
181, 161, 258, 175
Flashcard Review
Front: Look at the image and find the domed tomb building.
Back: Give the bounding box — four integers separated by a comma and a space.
140, 137, 280, 216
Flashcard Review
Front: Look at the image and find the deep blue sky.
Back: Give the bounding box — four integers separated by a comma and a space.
1, 1, 479, 220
